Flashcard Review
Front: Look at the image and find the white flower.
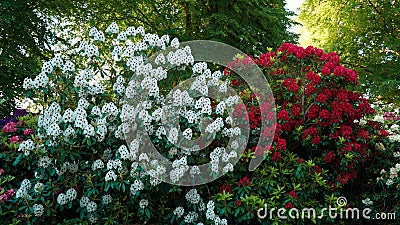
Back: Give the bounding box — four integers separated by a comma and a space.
80, 196, 90, 208
126, 26, 136, 36
130, 179, 144, 194
21, 179, 31, 190
102, 194, 112, 205
182, 128, 193, 140
373, 115, 385, 123
87, 201, 97, 212
361, 198, 373, 206
66, 188, 77, 201
375, 142, 386, 151
63, 60, 75, 72
139, 199, 149, 209
84, 44, 99, 57
386, 179, 394, 186
33, 204, 44, 217
223, 163, 234, 173
185, 189, 200, 204
105, 170, 117, 182
190, 166, 201, 178
57, 193, 68, 205
184, 211, 199, 223
88, 214, 98, 223
18, 139, 35, 156
117, 31, 127, 41
92, 159, 104, 171
168, 127, 179, 144
359, 118, 367, 126
171, 38, 179, 48
106, 22, 119, 33
173, 207, 185, 217
34, 183, 44, 193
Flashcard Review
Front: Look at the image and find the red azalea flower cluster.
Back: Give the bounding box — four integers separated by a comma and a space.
219, 184, 233, 193
238, 176, 251, 187
287, 190, 298, 199
229, 43, 385, 186
2, 122, 17, 133
0, 169, 15, 203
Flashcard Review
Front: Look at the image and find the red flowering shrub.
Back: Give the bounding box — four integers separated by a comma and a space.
248, 43, 386, 187
214, 43, 391, 224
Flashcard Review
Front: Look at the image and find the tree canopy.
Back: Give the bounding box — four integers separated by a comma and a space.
0, 0, 297, 117
298, 0, 400, 104
0, 0, 56, 117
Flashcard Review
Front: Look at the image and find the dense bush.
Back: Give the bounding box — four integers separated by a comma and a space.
0, 23, 398, 225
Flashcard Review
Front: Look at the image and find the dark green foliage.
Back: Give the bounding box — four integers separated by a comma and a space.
0, 0, 55, 117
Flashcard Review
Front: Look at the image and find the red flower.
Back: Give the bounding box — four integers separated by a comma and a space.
324, 151, 336, 163
284, 202, 294, 209
231, 79, 242, 86
357, 129, 369, 140
1, 122, 17, 133
238, 177, 251, 187
379, 130, 389, 137
287, 190, 298, 199
316, 93, 328, 103
219, 184, 233, 193
314, 165, 322, 174
290, 106, 301, 117
257, 52, 276, 67
278, 110, 290, 121
340, 125, 353, 139
312, 136, 321, 145
235, 200, 243, 206
307, 105, 320, 119
271, 152, 282, 162
23, 128, 34, 136
338, 172, 352, 185
275, 138, 287, 151
9, 136, 20, 143
321, 66, 331, 75
305, 83, 317, 95
282, 78, 299, 93
306, 71, 322, 84
319, 110, 330, 120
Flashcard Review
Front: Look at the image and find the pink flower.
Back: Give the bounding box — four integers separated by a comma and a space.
23, 128, 33, 136
1, 122, 17, 133
0, 168, 4, 175
9, 135, 20, 143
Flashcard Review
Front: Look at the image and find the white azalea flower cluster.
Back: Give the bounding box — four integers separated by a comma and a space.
80, 196, 97, 212
57, 188, 77, 205
18, 139, 35, 156
375, 113, 400, 188
16, 179, 32, 199
55, 161, 79, 175
33, 204, 44, 217
174, 190, 227, 224
19, 22, 243, 223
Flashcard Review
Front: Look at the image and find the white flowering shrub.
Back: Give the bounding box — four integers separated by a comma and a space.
354, 107, 400, 219
4, 22, 254, 224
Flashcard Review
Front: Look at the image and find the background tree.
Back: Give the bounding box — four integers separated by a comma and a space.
1, 0, 296, 118
50, 0, 297, 55
298, 0, 400, 105
0, 0, 57, 117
